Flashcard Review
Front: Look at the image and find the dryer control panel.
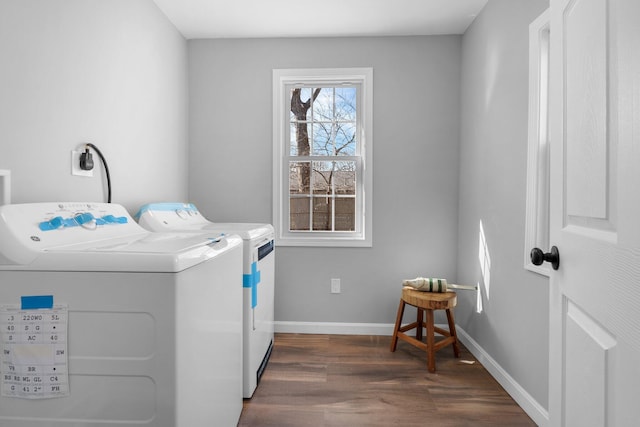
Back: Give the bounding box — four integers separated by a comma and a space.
136, 203, 210, 231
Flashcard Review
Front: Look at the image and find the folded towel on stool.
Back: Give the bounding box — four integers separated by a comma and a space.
402, 277, 478, 292
403, 277, 448, 292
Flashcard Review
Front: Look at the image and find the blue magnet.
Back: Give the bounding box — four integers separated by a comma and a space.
21, 295, 54, 310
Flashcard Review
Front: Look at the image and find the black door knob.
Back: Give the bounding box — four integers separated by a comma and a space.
530, 246, 560, 270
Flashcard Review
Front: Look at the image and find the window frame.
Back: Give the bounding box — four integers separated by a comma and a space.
272, 68, 373, 247
524, 10, 551, 276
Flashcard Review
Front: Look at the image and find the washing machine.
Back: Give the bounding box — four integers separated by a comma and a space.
136, 202, 274, 398
0, 202, 243, 427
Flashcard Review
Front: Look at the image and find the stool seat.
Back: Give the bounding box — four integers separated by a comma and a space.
401, 287, 457, 310
390, 287, 460, 372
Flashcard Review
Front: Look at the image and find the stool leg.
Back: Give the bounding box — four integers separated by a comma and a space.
416, 308, 424, 341
390, 299, 405, 352
446, 308, 461, 358
426, 309, 436, 373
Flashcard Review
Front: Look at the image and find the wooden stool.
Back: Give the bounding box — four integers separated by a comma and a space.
390, 287, 460, 372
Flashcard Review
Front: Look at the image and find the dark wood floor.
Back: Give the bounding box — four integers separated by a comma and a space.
239, 333, 536, 427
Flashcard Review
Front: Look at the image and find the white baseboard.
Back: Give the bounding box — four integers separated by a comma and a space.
274, 320, 549, 427
454, 328, 549, 427
275, 320, 395, 336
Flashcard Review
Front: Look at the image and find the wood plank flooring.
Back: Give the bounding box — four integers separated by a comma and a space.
239, 333, 536, 427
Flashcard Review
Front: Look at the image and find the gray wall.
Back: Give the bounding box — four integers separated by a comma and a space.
1, 0, 552, 416
0, 0, 188, 212
188, 36, 461, 323
457, 0, 549, 408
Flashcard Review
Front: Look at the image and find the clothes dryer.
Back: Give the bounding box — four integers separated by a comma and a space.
0, 202, 243, 427
136, 202, 274, 398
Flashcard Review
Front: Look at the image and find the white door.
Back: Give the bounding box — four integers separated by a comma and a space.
547, 0, 640, 426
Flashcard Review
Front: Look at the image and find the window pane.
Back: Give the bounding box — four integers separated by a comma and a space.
334, 161, 356, 195
312, 161, 334, 195
290, 123, 311, 156
290, 197, 310, 230
335, 87, 356, 121
335, 122, 356, 155
335, 198, 355, 231
313, 88, 333, 121
289, 161, 311, 195
312, 123, 333, 156
312, 196, 333, 231
290, 87, 313, 122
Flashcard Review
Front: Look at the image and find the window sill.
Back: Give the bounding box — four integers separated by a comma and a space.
275, 235, 372, 248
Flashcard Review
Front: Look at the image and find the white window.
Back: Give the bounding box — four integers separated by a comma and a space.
273, 68, 373, 247
524, 10, 551, 275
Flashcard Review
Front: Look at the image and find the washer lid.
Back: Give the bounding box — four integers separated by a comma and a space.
29, 232, 241, 272
0, 202, 241, 271
194, 223, 274, 241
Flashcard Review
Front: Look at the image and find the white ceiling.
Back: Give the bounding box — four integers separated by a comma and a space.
152, 0, 488, 39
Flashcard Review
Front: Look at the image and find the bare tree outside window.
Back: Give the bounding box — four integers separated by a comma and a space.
289, 86, 357, 231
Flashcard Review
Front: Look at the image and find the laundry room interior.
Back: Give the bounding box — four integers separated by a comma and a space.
1, 0, 557, 426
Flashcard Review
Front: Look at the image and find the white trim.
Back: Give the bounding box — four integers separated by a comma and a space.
272, 68, 373, 247
0, 170, 11, 206
275, 320, 395, 336
524, 9, 552, 277
274, 321, 549, 426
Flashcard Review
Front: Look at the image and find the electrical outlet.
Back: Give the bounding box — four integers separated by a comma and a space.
71, 150, 93, 177
331, 278, 341, 294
